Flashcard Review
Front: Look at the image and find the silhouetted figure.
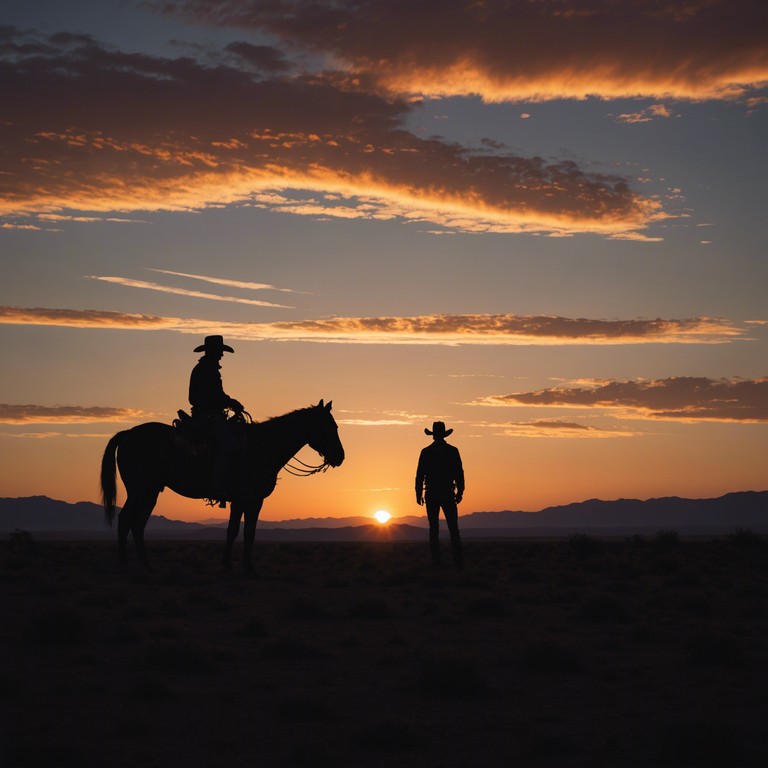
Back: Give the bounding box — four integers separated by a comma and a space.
102, 400, 344, 570
415, 421, 464, 568
189, 335, 244, 499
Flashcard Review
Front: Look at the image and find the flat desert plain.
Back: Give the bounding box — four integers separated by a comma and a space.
2, 533, 768, 767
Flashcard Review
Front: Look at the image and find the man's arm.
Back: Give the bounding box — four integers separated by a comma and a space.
453, 448, 465, 502
415, 449, 427, 505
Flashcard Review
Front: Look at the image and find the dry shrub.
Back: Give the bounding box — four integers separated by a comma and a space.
654, 529, 681, 550
520, 638, 585, 674
683, 628, 746, 667
464, 596, 506, 617
26, 606, 85, 646
654, 715, 747, 767
289, 597, 330, 620
419, 654, 490, 699
2, 731, 94, 768
262, 635, 323, 660
142, 640, 215, 673
130, 674, 173, 701
274, 694, 330, 722
352, 717, 422, 753
578, 594, 628, 623
569, 533, 604, 558
348, 598, 391, 619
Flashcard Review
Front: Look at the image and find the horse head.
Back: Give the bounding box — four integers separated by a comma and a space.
307, 399, 345, 468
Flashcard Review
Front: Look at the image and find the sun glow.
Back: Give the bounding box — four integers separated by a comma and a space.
373, 510, 391, 524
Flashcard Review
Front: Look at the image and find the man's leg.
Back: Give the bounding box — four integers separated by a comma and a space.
211, 419, 236, 498
442, 497, 463, 568
425, 494, 442, 565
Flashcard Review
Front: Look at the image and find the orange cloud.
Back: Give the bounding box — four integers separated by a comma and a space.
0, 405, 146, 424
159, 1, 768, 102
479, 377, 768, 422
613, 104, 678, 124
0, 307, 752, 346
0, 431, 114, 439
487, 420, 642, 438
0, 28, 661, 235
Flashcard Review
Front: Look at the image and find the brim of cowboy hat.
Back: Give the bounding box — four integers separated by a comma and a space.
194, 344, 234, 353
425, 427, 453, 436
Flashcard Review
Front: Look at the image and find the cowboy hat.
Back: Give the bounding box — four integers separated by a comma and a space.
425, 421, 453, 437
194, 335, 234, 354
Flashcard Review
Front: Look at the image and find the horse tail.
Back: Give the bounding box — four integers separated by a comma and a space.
101, 431, 126, 527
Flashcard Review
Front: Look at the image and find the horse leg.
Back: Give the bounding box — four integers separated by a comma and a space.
222, 502, 243, 570
241, 499, 263, 575
127, 491, 159, 569
117, 507, 132, 569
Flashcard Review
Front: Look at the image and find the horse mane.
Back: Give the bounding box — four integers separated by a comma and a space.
248, 405, 317, 436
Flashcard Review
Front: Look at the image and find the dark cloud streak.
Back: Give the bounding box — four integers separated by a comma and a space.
0, 27, 658, 233
0, 404, 145, 424
152, 0, 768, 102
483, 377, 768, 422
0, 306, 749, 345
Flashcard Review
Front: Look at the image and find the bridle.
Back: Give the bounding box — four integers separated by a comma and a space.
283, 456, 330, 477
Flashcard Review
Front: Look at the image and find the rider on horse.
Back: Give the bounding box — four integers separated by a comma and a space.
189, 335, 244, 500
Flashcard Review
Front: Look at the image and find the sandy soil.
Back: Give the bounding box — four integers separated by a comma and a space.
2, 533, 768, 767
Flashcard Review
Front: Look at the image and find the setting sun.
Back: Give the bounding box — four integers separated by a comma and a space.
373, 510, 391, 524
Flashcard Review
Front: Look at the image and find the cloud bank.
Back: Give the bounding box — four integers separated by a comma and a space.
0, 307, 750, 345
479, 377, 768, 422
156, 0, 768, 102
0, 404, 145, 424
0, 26, 660, 235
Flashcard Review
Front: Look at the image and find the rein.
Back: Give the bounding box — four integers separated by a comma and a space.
244, 405, 336, 478
283, 456, 330, 477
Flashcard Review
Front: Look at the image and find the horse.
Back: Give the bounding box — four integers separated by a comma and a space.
100, 400, 344, 571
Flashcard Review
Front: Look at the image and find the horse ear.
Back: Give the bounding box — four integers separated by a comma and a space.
318, 399, 324, 408
326, 400, 333, 411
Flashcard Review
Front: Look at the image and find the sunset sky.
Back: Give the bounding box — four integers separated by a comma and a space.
1, 0, 766, 523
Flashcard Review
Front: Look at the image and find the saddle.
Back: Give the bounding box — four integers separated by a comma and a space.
172, 410, 248, 507
172, 409, 247, 456
172, 410, 212, 457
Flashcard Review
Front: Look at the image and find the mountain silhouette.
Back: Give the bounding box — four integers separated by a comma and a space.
1, 491, 765, 539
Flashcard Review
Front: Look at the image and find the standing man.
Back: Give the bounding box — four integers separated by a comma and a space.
415, 421, 464, 568
189, 335, 244, 500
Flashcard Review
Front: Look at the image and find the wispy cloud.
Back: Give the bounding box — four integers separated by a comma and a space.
146, 269, 303, 293
476, 377, 768, 422
157, 0, 768, 102
338, 418, 414, 427
485, 420, 643, 439
86, 276, 293, 308
39, 214, 150, 223
1, 222, 50, 231
0, 431, 114, 439
0, 307, 753, 346
0, 27, 662, 236
0, 404, 146, 424
613, 104, 678, 125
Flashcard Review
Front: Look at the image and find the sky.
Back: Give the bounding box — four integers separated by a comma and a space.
1, 0, 766, 523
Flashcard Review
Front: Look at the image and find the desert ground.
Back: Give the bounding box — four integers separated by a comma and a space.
2, 532, 768, 767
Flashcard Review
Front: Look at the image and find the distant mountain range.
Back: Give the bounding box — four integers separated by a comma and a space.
1, 491, 766, 540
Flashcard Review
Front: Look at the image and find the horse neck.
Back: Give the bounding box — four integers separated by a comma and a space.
250, 408, 313, 468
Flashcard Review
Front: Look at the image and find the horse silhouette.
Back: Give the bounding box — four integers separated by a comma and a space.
100, 400, 344, 570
